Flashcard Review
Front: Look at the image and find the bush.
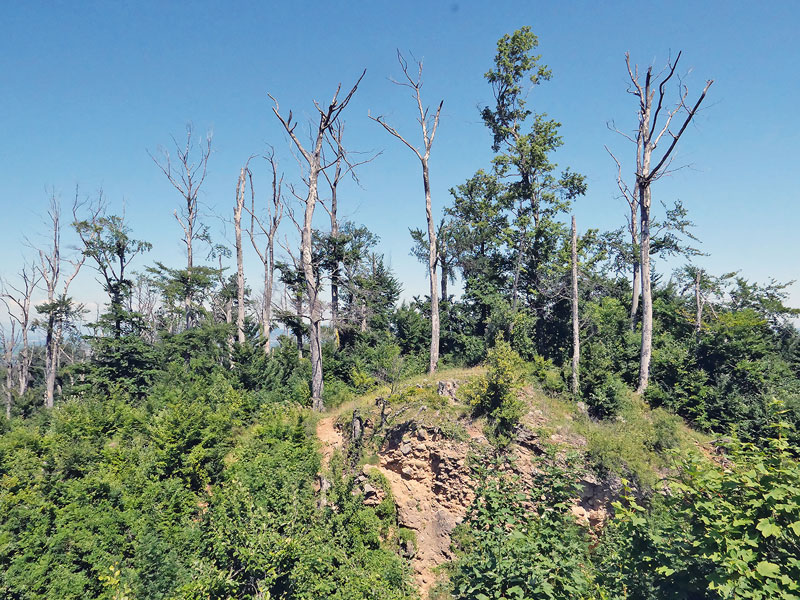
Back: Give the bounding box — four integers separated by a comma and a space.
596, 421, 800, 599
450, 454, 595, 600
462, 339, 525, 445
587, 373, 628, 418
529, 354, 566, 396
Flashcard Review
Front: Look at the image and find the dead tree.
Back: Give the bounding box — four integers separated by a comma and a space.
246, 150, 284, 354
571, 215, 580, 396
612, 51, 712, 393
370, 51, 443, 374
320, 123, 376, 348
605, 147, 641, 328
1, 262, 41, 397
150, 125, 212, 330
234, 157, 255, 345
270, 71, 365, 411
1, 322, 18, 419
37, 195, 87, 408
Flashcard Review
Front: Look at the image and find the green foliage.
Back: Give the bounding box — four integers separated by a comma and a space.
0, 367, 415, 599
528, 354, 566, 396
596, 420, 800, 600
450, 454, 595, 600
462, 339, 525, 445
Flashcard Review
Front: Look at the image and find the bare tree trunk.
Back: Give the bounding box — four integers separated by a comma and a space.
629, 198, 641, 328
301, 181, 325, 411
44, 320, 58, 409
370, 52, 443, 374
38, 197, 85, 408
234, 164, 249, 345
246, 151, 283, 355
1, 264, 39, 397
637, 185, 653, 393
571, 216, 580, 396
4, 374, 10, 420
441, 261, 448, 304
1, 324, 16, 420
264, 248, 274, 353
327, 131, 343, 349
423, 160, 440, 373
694, 269, 703, 335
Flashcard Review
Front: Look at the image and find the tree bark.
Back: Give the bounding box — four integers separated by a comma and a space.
571, 215, 580, 396
38, 197, 85, 408
637, 184, 653, 393
1, 264, 39, 397
694, 269, 703, 335
423, 159, 440, 374
246, 152, 282, 355
234, 165, 248, 345
149, 126, 211, 331
629, 197, 641, 328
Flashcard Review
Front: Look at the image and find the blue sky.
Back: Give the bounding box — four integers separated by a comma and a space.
1, 0, 798, 312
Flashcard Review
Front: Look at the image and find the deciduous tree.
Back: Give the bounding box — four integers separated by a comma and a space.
370, 51, 443, 374
150, 125, 212, 330
612, 51, 712, 392
270, 71, 365, 410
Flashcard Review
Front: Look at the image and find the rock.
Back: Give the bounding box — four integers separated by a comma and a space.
437, 380, 459, 401
400, 442, 412, 455
515, 425, 543, 453
576, 401, 589, 416
400, 537, 417, 559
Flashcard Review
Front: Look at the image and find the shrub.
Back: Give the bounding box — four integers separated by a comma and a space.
462, 339, 525, 445
450, 454, 595, 600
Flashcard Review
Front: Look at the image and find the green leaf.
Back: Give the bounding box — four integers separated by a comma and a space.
789, 521, 800, 536
756, 561, 781, 578
755, 518, 781, 538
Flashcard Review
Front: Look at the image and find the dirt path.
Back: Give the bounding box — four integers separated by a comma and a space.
316, 415, 344, 471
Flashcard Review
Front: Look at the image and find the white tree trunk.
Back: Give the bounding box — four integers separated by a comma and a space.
235, 167, 247, 345
423, 160, 440, 374
637, 184, 653, 394
571, 216, 580, 396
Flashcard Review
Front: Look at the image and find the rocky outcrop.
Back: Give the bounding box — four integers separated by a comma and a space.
373, 422, 475, 594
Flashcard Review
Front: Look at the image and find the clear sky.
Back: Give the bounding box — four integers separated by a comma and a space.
1, 0, 798, 313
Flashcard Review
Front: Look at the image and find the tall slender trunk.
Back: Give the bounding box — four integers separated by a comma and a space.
571, 216, 580, 396
301, 175, 324, 409
423, 160, 440, 374
637, 183, 653, 394
510, 223, 526, 312
44, 315, 57, 409
629, 197, 641, 328
295, 292, 303, 359
4, 376, 10, 420
329, 157, 341, 348
235, 167, 247, 345
694, 270, 703, 335
185, 229, 193, 331
3, 335, 13, 419
440, 261, 448, 304
263, 248, 273, 354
